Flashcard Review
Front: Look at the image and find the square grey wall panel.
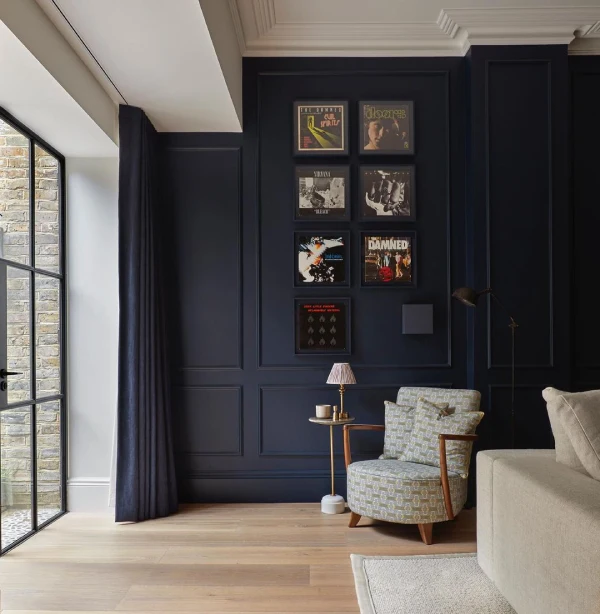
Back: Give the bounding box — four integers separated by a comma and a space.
402, 304, 433, 334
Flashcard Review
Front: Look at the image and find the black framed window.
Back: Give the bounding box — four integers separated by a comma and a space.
0, 107, 66, 554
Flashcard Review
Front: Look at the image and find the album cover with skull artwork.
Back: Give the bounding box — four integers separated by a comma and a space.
295, 299, 350, 354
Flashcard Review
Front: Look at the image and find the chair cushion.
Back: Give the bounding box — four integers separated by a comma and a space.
349, 459, 460, 481
551, 389, 600, 480
382, 400, 447, 459
397, 387, 481, 413
542, 387, 589, 476
347, 459, 467, 524
399, 397, 483, 477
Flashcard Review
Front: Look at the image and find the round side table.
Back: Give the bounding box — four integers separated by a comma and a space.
309, 416, 355, 514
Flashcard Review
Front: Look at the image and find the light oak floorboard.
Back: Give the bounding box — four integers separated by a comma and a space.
0, 504, 476, 612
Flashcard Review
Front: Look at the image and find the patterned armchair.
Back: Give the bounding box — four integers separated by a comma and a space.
344, 387, 482, 545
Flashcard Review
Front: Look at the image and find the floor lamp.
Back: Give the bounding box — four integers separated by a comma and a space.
452, 287, 519, 448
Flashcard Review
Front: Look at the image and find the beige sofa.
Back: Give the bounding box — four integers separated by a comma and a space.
477, 449, 600, 614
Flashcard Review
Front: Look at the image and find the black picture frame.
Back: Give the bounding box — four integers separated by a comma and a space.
360, 231, 417, 287
294, 101, 349, 156
294, 166, 350, 221
359, 101, 415, 155
294, 298, 351, 355
359, 165, 416, 221
295, 231, 350, 287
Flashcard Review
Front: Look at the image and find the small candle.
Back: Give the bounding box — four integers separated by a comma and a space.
316, 404, 332, 419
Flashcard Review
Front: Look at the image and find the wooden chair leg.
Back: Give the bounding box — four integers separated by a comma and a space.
348, 512, 361, 528
417, 523, 433, 545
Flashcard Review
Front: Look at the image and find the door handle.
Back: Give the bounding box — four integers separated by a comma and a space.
0, 369, 22, 378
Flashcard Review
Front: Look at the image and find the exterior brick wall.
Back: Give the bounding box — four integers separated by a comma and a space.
0, 119, 61, 511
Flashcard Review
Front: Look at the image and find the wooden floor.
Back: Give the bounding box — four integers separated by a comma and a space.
0, 504, 476, 613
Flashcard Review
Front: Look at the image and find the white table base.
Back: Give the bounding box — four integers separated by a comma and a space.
321, 494, 345, 514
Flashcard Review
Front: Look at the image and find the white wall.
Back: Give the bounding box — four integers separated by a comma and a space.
66, 157, 119, 511
199, 0, 243, 125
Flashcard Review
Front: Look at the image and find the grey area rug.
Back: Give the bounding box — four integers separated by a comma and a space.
351, 553, 515, 614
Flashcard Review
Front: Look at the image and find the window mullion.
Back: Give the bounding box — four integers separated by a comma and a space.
29, 140, 37, 531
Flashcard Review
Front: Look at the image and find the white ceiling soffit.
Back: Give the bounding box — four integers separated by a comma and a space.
229, 0, 600, 57
0, 1, 117, 157
37, 0, 242, 133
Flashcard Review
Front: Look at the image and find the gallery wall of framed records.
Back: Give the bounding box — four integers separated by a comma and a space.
291, 99, 418, 354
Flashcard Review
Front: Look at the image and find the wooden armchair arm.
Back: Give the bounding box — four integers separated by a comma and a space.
438, 433, 479, 520
343, 424, 385, 468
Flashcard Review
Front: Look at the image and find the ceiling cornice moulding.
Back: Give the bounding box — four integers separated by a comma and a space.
231, 1, 600, 57
439, 7, 600, 48
228, 0, 247, 55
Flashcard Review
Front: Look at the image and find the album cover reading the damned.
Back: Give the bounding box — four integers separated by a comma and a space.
363, 234, 413, 285
296, 233, 347, 285
295, 167, 349, 220
295, 102, 347, 154
360, 167, 414, 219
295, 300, 349, 354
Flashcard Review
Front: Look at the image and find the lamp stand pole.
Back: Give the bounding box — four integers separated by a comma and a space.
487, 290, 519, 449
329, 425, 335, 497
510, 320, 518, 448
339, 383, 345, 416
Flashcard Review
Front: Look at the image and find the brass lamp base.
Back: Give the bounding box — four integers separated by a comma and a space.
338, 383, 349, 419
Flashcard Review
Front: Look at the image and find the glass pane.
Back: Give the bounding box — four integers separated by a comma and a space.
35, 275, 60, 398
1, 406, 33, 550
0, 119, 30, 265
34, 145, 60, 273
36, 400, 61, 524
6, 266, 31, 403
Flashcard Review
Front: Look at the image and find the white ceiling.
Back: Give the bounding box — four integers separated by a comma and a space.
231, 0, 600, 56
37, 0, 242, 133
11, 0, 600, 142
0, 17, 116, 157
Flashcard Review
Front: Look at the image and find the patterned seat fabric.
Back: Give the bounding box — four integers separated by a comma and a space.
349, 387, 480, 526
347, 460, 468, 524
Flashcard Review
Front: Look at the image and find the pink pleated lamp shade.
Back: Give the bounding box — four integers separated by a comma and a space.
326, 363, 356, 385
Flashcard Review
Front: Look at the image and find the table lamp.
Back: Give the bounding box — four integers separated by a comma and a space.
326, 363, 356, 418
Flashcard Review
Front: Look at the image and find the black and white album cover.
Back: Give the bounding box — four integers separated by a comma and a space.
295, 167, 350, 220
360, 166, 415, 220
295, 232, 349, 286
295, 299, 350, 354
361, 232, 416, 286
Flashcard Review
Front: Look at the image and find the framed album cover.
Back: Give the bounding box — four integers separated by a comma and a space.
361, 231, 416, 287
295, 298, 351, 354
359, 101, 414, 154
360, 166, 416, 220
295, 232, 349, 286
294, 101, 349, 156
294, 166, 350, 221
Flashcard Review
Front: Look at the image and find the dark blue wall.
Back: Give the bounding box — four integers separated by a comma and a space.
160, 51, 598, 503
570, 56, 600, 393
468, 46, 571, 452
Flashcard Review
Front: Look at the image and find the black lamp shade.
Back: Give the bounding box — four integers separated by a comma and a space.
452, 287, 479, 307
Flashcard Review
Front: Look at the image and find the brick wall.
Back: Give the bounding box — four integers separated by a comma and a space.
0, 119, 61, 510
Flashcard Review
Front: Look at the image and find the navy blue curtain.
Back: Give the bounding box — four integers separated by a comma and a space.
115, 105, 178, 522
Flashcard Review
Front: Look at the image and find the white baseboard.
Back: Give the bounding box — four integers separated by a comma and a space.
67, 477, 112, 512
